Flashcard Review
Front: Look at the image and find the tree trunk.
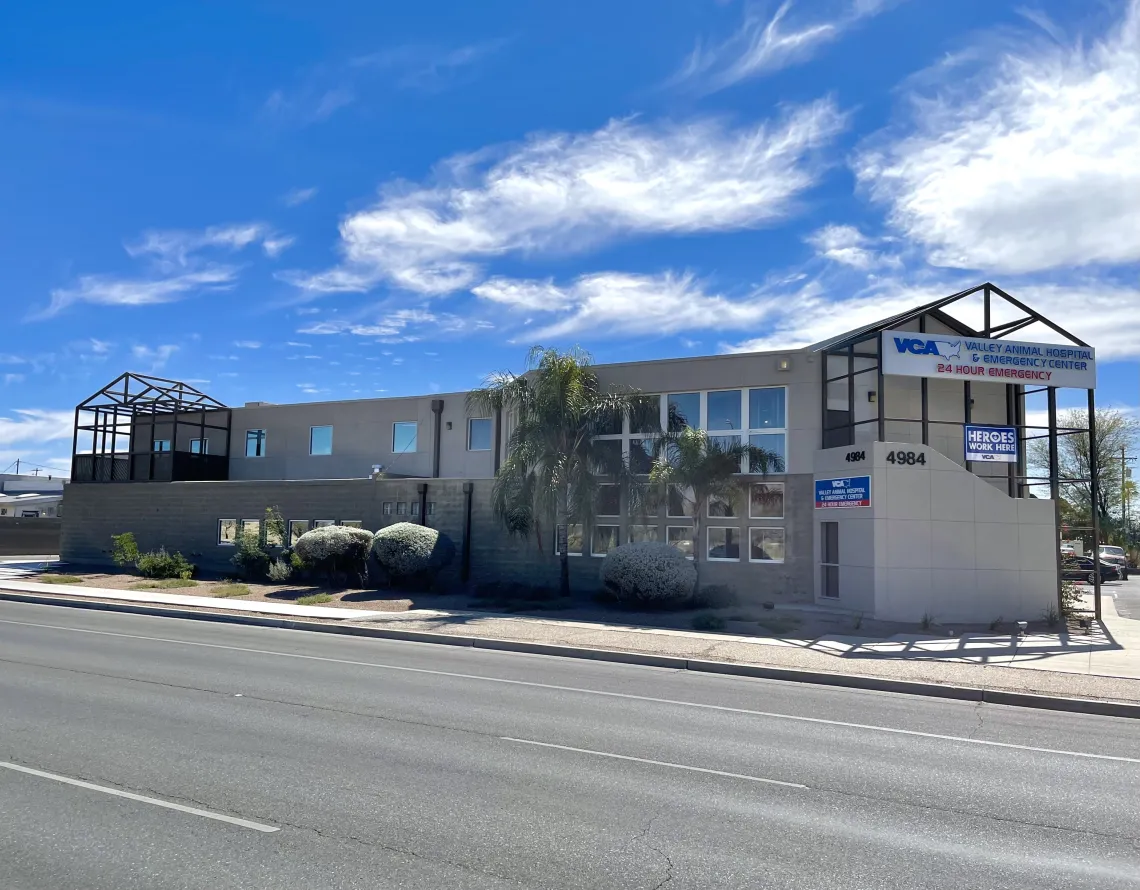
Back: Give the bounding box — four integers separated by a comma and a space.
692, 513, 702, 595
558, 488, 571, 599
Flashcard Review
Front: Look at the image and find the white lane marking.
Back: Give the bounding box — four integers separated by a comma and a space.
0, 760, 279, 833
2, 616, 1139, 765
502, 738, 808, 788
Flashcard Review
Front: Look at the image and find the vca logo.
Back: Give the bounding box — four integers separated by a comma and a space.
893, 337, 961, 358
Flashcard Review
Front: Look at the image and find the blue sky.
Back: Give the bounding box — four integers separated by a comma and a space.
1, 0, 1137, 473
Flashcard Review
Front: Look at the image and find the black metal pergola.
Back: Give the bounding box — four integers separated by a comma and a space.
813, 282, 1103, 618
71, 373, 232, 484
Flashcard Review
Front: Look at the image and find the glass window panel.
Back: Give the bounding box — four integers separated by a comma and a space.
341, 520, 363, 528
749, 387, 786, 429
749, 433, 786, 473
592, 525, 619, 556
594, 406, 623, 437
629, 524, 659, 543
707, 390, 742, 431
382, 502, 393, 515
314, 519, 334, 528
822, 564, 839, 598
289, 520, 309, 546
245, 429, 266, 457
411, 501, 420, 516
596, 484, 620, 516
153, 440, 171, 452
218, 519, 237, 545
240, 519, 261, 541
393, 422, 418, 453
667, 393, 700, 432
593, 439, 622, 475
707, 527, 741, 561
190, 438, 208, 454
468, 418, 492, 451
750, 527, 785, 562
711, 434, 741, 455
566, 523, 584, 555
667, 484, 692, 518
630, 395, 661, 435
708, 494, 737, 518
309, 425, 333, 456
428, 502, 435, 515
629, 438, 655, 474
750, 482, 785, 519
396, 502, 407, 515
265, 522, 284, 547
667, 526, 693, 559
822, 521, 839, 565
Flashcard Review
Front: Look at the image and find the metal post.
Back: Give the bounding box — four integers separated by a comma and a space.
964, 381, 972, 471
847, 344, 855, 447
461, 481, 474, 583
1006, 384, 1017, 497
71, 407, 81, 482
820, 351, 829, 449
1048, 387, 1061, 612
876, 333, 886, 442
1089, 389, 1102, 621
919, 317, 929, 446
493, 407, 503, 475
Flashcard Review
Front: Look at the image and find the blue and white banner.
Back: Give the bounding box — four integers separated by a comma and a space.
815, 476, 872, 509
965, 425, 1019, 463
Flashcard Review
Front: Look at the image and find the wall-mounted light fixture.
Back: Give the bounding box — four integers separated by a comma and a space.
867, 391, 877, 404
777, 358, 791, 372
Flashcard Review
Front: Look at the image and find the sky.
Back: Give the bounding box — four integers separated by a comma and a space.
0, 0, 1137, 474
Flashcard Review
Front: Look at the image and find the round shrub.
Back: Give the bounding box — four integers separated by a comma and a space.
600, 542, 697, 606
293, 525, 373, 581
371, 522, 455, 581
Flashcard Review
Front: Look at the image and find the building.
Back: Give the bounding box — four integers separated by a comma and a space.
61, 284, 1102, 623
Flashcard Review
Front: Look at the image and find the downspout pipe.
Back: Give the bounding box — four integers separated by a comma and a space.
430, 399, 444, 478
462, 481, 474, 583
417, 482, 428, 526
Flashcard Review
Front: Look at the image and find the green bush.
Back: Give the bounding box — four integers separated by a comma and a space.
135, 547, 196, 580
599, 542, 697, 607
294, 525, 373, 584
1059, 581, 1084, 618
111, 532, 139, 568
371, 523, 455, 586
231, 531, 271, 581
267, 558, 293, 583
296, 593, 333, 605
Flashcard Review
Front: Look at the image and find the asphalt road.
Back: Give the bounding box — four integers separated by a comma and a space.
1107, 573, 1140, 620
1, 601, 1139, 890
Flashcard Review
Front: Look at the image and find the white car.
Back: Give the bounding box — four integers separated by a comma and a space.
1098, 545, 1129, 580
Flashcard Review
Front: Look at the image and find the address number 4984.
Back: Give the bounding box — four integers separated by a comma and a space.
886, 450, 926, 466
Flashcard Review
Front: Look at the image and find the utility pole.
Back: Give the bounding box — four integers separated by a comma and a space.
13, 458, 18, 475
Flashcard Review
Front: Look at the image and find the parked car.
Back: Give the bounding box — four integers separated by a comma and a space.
1098, 545, 1130, 579
1061, 557, 1121, 584
1059, 542, 1076, 557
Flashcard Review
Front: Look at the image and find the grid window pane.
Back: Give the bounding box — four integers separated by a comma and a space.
411, 501, 420, 516
593, 439, 622, 475
382, 502, 393, 515
595, 407, 623, 436
556, 523, 583, 555
630, 395, 661, 434
707, 390, 742, 431
153, 440, 171, 453
750, 527, 785, 562
468, 418, 492, 451
240, 519, 260, 541
266, 522, 284, 547
707, 527, 741, 561
708, 494, 737, 518
749, 387, 786, 429
310, 425, 333, 456
592, 525, 619, 556
629, 524, 659, 543
314, 519, 334, 528
711, 434, 741, 455
667, 393, 700, 431
596, 484, 621, 516
667, 526, 693, 558
629, 438, 654, 474
190, 438, 208, 454
749, 433, 786, 473
396, 502, 407, 515
750, 483, 785, 518
393, 422, 418, 453
218, 519, 237, 545
341, 520, 363, 528
245, 429, 266, 457
667, 484, 692, 518
289, 520, 309, 546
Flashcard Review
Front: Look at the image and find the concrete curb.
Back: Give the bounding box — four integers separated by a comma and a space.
3, 590, 1139, 720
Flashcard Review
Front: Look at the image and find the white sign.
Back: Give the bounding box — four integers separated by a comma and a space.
965, 425, 1018, 463
881, 330, 1096, 389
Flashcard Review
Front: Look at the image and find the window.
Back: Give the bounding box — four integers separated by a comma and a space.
555, 523, 585, 556
393, 422, 417, 454
749, 527, 785, 563
153, 440, 171, 453
629, 524, 658, 543
596, 484, 620, 517
707, 390, 742, 431
667, 484, 692, 518
667, 393, 700, 431
383, 502, 393, 515
189, 438, 208, 454
0, 508, 6, 515
667, 526, 693, 558
749, 483, 785, 519
592, 525, 619, 556
341, 520, 363, 528
468, 418, 492, 451
266, 522, 284, 547
821, 521, 839, 598
245, 429, 266, 458
749, 434, 786, 473
218, 519, 238, 546
314, 519, 334, 528
629, 439, 654, 474
241, 519, 261, 541
593, 439, 622, 474
396, 502, 407, 515
595, 407, 623, 437
708, 494, 737, 518
630, 395, 661, 435
410, 501, 420, 516
310, 425, 333, 456
749, 387, 786, 429
427, 502, 435, 515
707, 527, 741, 561
289, 520, 309, 546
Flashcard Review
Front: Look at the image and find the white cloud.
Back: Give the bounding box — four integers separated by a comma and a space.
282, 187, 319, 207
262, 236, 295, 258
131, 344, 179, 372
233, 340, 262, 349
299, 308, 440, 338
805, 224, 884, 269
127, 223, 280, 267
88, 339, 113, 355
0, 409, 74, 448
677, 0, 898, 91
284, 100, 846, 295
45, 267, 238, 316
4, 374, 25, 385
475, 271, 780, 341
285, 341, 311, 348
855, 1, 1140, 273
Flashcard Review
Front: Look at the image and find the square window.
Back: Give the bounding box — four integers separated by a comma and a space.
241, 519, 261, 541
749, 433, 786, 473
666, 526, 694, 559
593, 439, 622, 475
596, 484, 620, 517
245, 429, 266, 458
411, 501, 420, 516
592, 525, 619, 556
189, 438, 208, 454
750, 482, 785, 519
314, 519, 334, 528
667, 484, 692, 518
289, 520, 310, 546
629, 438, 655, 474
428, 502, 435, 515
468, 418, 492, 451
630, 395, 661, 434
218, 519, 238, 546
555, 523, 584, 556
594, 406, 623, 437
749, 527, 785, 563
341, 520, 363, 528
265, 521, 284, 547
749, 387, 786, 430
383, 502, 393, 515
393, 421, 417, 454
667, 393, 700, 432
153, 440, 171, 453
396, 502, 407, 515
707, 527, 741, 561
629, 524, 659, 543
310, 425, 333, 456
707, 390, 742, 431
708, 493, 737, 518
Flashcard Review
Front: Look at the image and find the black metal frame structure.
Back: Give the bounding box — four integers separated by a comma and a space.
814, 282, 1103, 619
72, 373, 232, 485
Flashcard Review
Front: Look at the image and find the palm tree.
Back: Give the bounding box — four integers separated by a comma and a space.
649, 426, 783, 591
467, 346, 650, 598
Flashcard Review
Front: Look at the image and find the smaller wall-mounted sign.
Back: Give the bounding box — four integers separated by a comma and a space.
815, 476, 872, 509
964, 424, 1019, 463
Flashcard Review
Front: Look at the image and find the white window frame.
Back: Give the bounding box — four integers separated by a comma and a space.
153, 439, 171, 453
313, 519, 335, 528
666, 525, 694, 560
309, 425, 333, 456
590, 524, 620, 557
748, 527, 786, 564
240, 519, 261, 541
596, 483, 621, 518
666, 484, 692, 518
289, 520, 310, 546
189, 438, 208, 454
628, 524, 659, 544
467, 417, 493, 451
392, 421, 418, 454
707, 493, 738, 519
218, 519, 238, 546
340, 520, 363, 528
706, 526, 742, 562
245, 429, 267, 458
749, 482, 785, 520
554, 523, 585, 557
382, 502, 393, 515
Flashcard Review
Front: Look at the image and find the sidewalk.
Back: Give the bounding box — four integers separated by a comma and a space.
3, 574, 1139, 706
